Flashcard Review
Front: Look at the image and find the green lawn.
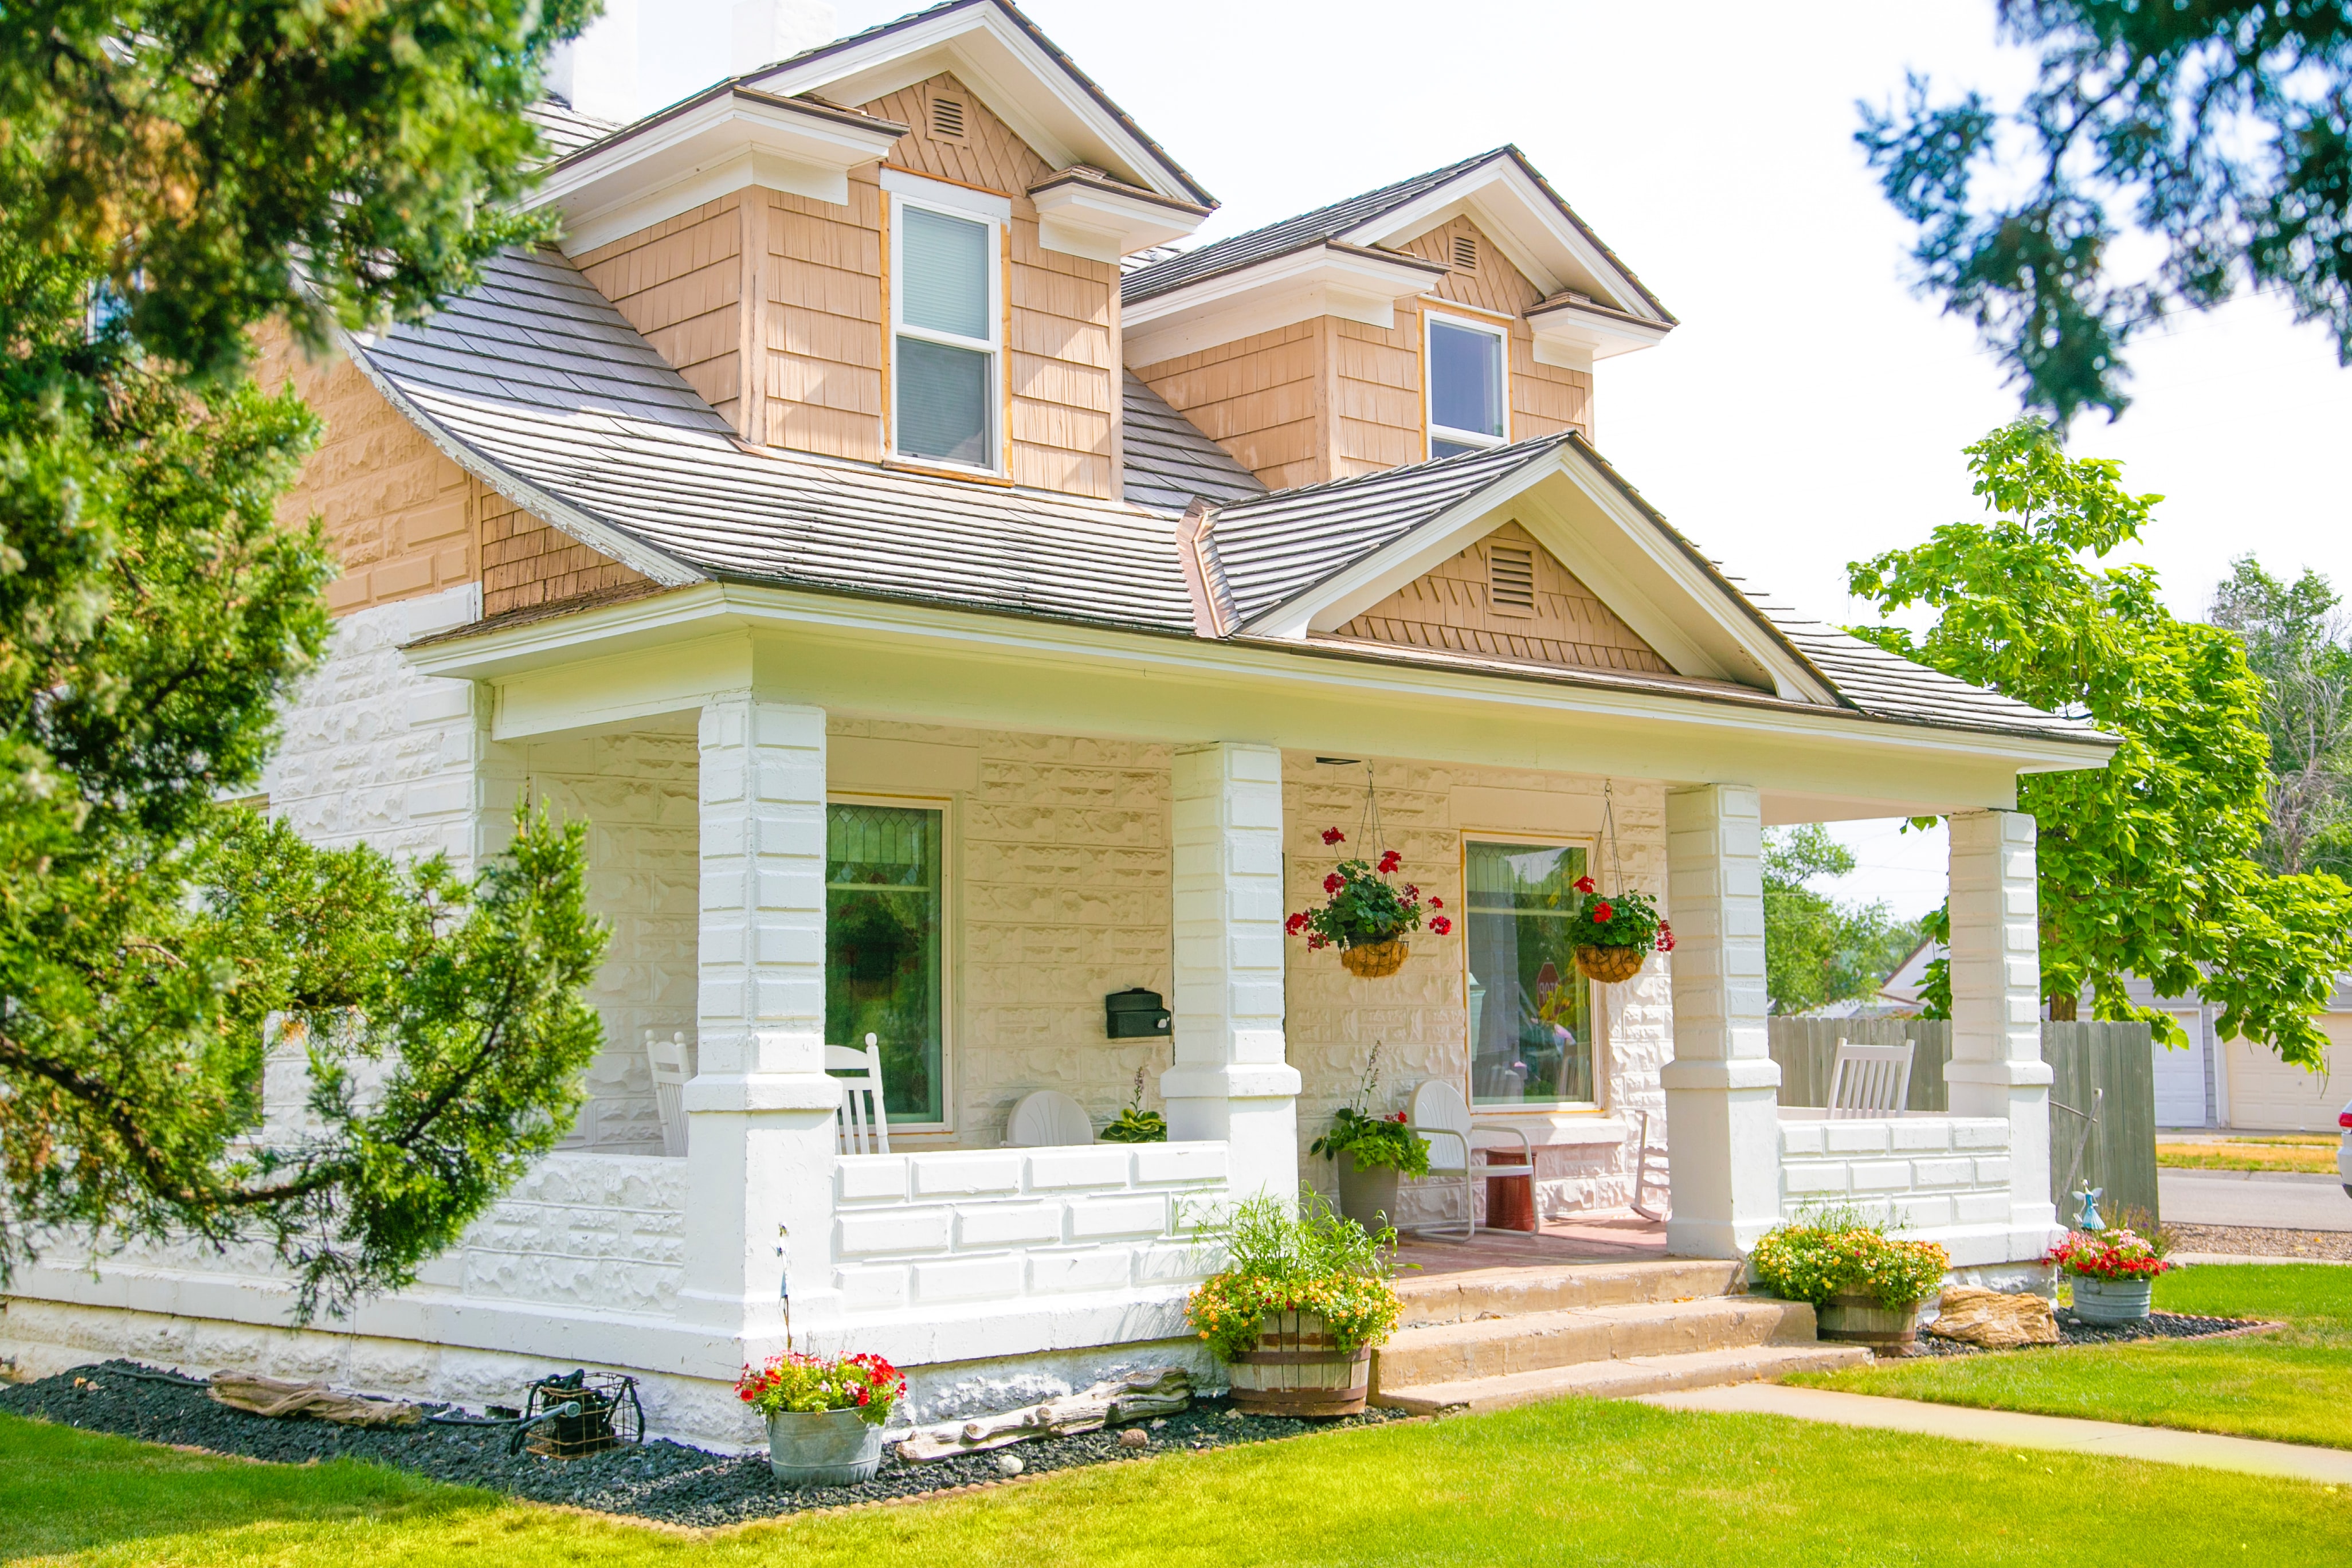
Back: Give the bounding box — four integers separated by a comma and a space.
6, 1386, 2350, 1566
1794, 1263, 2352, 1449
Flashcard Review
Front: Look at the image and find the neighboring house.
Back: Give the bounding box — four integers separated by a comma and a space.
1879, 940, 2345, 1131
0, 0, 2118, 1445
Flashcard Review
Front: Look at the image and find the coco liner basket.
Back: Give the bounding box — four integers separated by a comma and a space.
1224, 1311, 1371, 1417
1339, 939, 1408, 979
1573, 943, 1647, 984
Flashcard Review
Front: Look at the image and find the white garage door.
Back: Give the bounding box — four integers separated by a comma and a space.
2151, 1011, 2208, 1127
2224, 1015, 2344, 1131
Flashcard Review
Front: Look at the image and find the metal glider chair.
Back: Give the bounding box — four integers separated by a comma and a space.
1406, 1079, 1535, 1240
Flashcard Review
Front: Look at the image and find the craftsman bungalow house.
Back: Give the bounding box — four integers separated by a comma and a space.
0, 1, 2112, 1444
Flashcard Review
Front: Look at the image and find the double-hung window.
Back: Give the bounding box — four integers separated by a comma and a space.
1426, 314, 1508, 459
892, 194, 1001, 469
1464, 840, 1595, 1108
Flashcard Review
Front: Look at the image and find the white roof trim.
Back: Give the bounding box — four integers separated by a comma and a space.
1029, 173, 1208, 262
1524, 296, 1673, 370
1346, 159, 1668, 328
1119, 242, 1448, 367
531, 89, 906, 254
1242, 447, 1839, 705
746, 1, 1205, 207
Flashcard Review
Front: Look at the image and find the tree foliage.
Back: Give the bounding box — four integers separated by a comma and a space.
0, 3, 609, 1316
2209, 555, 2352, 880
1859, 2, 2352, 426
1848, 420, 2352, 1065
1761, 825, 1930, 1016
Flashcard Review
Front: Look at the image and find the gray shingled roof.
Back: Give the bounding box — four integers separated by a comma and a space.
1122, 371, 1267, 512
356, 247, 2103, 750
528, 100, 621, 158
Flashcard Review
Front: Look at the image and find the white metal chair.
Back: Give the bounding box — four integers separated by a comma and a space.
1003, 1089, 1096, 1147
826, 1033, 891, 1155
1826, 1040, 1914, 1119
1405, 1079, 1535, 1240
645, 1029, 692, 1157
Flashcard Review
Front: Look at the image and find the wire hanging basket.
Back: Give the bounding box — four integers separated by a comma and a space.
1572, 782, 1652, 986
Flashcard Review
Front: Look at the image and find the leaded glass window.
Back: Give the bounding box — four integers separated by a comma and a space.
826, 802, 945, 1123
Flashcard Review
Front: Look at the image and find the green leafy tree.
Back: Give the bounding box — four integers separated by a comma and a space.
1, 3, 610, 1318
1848, 420, 2352, 1065
1762, 825, 1930, 1015
2209, 556, 2352, 880
1859, 2, 2352, 426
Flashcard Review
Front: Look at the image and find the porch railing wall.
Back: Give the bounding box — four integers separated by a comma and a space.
1767, 1018, 2159, 1224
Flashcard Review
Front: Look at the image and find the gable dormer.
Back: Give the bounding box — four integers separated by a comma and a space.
527, 1, 1212, 500
1123, 148, 1671, 489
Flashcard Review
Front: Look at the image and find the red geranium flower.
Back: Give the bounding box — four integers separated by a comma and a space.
1591, 901, 1613, 922
1285, 912, 1308, 935
1574, 875, 1596, 894
1322, 827, 1346, 845
1656, 921, 1676, 953
1402, 883, 1418, 899
1377, 849, 1401, 873
1429, 915, 1453, 936
1429, 896, 1442, 909
1323, 872, 1343, 895
1389, 1111, 1408, 1123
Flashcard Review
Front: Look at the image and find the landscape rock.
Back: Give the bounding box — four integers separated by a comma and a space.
1923, 1286, 2060, 1348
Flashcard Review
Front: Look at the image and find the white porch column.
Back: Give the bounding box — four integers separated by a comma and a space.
1661, 783, 1782, 1257
1946, 809, 2057, 1242
1161, 742, 1301, 1201
679, 696, 843, 1338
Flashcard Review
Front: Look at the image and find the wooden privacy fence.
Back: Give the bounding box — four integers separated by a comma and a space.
1766, 1017, 2159, 1224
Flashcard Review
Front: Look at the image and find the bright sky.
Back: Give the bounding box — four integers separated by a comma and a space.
632, 0, 2352, 919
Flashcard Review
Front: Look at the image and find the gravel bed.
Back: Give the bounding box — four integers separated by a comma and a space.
1904, 1309, 2269, 1359
0, 1361, 1403, 1528
2170, 1224, 2352, 1261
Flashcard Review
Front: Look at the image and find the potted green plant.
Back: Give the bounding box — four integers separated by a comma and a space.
1562, 873, 1673, 984
738, 1351, 905, 1486
1287, 829, 1449, 978
1100, 1067, 1167, 1143
1186, 1193, 1404, 1417
1749, 1208, 1950, 1349
2048, 1228, 2171, 1323
1311, 1107, 1432, 1225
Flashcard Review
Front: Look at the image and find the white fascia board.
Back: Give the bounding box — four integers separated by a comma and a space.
1349, 161, 1667, 326
1526, 297, 1673, 367
1029, 178, 1208, 263
534, 92, 905, 254
748, 3, 1205, 207
403, 578, 2110, 790
1120, 244, 1447, 367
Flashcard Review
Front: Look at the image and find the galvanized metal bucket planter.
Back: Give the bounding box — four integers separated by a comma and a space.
766, 1407, 887, 1487
1573, 943, 1646, 985
2068, 1274, 2154, 1323
1340, 939, 1408, 978
1814, 1292, 1926, 1349
1226, 1311, 1371, 1417
1335, 1153, 1401, 1229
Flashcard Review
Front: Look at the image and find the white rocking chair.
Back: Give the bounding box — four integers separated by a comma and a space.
645, 1029, 692, 1157
827, 1033, 891, 1155
1826, 1040, 1914, 1119
1405, 1079, 1535, 1240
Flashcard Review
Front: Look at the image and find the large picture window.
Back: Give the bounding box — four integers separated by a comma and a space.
893, 199, 998, 468
1427, 315, 1508, 459
1465, 840, 1594, 1108
826, 801, 946, 1124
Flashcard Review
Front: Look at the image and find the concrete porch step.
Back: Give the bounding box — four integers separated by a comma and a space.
1375, 1342, 1871, 1417
1394, 1259, 1745, 1327
1374, 1295, 1820, 1390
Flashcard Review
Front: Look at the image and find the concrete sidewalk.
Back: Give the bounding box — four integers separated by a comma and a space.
1641, 1383, 2352, 1485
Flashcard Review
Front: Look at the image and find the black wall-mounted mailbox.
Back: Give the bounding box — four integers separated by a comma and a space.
1104, 987, 1171, 1040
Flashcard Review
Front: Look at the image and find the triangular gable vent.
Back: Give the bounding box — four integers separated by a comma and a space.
1334, 520, 1672, 676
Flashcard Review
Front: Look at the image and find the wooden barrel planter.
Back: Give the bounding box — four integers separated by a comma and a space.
1573, 943, 1647, 984
1225, 1311, 1371, 1417
1814, 1292, 1926, 1350
1339, 939, 1408, 978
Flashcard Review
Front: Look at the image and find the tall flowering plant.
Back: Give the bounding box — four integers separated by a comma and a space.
1561, 873, 1673, 953
735, 1352, 905, 1425
1285, 828, 1450, 951
2047, 1229, 2171, 1282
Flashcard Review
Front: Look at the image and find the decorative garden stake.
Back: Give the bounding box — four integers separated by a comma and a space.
1286, 766, 1448, 979
1567, 783, 1674, 984
2073, 1186, 2105, 1232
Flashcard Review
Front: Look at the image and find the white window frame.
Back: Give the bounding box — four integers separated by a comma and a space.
887, 179, 1008, 476
1457, 830, 1606, 1116
827, 790, 959, 1136
1424, 311, 1511, 458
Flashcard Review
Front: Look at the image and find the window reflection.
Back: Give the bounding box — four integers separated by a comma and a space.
1465, 841, 1594, 1107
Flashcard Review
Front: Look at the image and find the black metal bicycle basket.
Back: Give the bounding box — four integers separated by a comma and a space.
520, 1370, 643, 1459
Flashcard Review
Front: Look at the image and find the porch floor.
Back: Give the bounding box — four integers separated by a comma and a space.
1393, 1206, 1668, 1277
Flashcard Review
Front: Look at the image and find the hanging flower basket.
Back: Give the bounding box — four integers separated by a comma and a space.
1563, 876, 1672, 986
1339, 939, 1409, 978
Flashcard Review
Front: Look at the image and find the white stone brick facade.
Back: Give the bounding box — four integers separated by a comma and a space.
1776, 1114, 2023, 1267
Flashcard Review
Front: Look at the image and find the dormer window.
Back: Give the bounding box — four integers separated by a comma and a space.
1427, 315, 1507, 458
891, 189, 1003, 470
